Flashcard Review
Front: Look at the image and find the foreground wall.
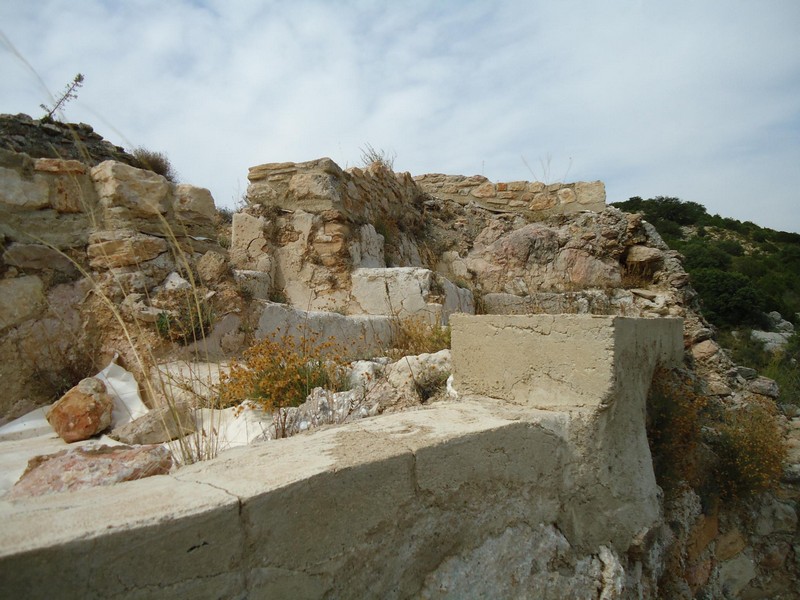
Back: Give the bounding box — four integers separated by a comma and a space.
0, 315, 682, 599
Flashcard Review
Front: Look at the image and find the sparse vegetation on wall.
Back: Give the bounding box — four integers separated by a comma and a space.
132, 147, 179, 182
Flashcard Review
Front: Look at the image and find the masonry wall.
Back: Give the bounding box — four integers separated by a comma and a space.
415, 173, 606, 216
0, 315, 683, 599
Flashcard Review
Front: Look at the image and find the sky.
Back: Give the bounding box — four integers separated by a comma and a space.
1, 0, 799, 232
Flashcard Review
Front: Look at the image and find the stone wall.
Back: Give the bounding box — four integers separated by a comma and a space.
0, 315, 683, 598
0, 113, 139, 167
0, 150, 223, 417
415, 173, 606, 216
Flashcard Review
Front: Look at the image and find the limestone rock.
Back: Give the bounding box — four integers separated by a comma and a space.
162, 271, 191, 291
747, 376, 780, 399
626, 244, 663, 265
2, 242, 76, 273
0, 275, 45, 332
46, 377, 114, 443
91, 160, 171, 218
110, 403, 196, 445
751, 329, 791, 352
197, 250, 229, 284
234, 269, 272, 300
691, 339, 719, 361
0, 165, 49, 209
87, 230, 168, 268
230, 212, 272, 271
173, 184, 216, 226
6, 444, 172, 499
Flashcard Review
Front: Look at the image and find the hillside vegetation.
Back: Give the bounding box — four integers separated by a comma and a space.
613, 196, 800, 405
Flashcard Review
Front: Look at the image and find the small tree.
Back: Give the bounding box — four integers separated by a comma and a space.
40, 73, 84, 121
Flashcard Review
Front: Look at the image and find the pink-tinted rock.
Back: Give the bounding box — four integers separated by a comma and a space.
6, 444, 172, 499
46, 377, 114, 442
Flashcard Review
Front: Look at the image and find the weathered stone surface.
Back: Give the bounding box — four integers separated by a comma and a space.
87, 230, 168, 268
91, 160, 171, 217
692, 339, 720, 361
161, 271, 191, 291
626, 244, 664, 265
196, 250, 228, 284
111, 403, 196, 445
718, 553, 756, 596
686, 513, 718, 562
173, 184, 216, 226
34, 158, 97, 213
6, 444, 172, 499
0, 166, 49, 209
230, 212, 272, 271
747, 376, 780, 399
751, 329, 791, 352
234, 269, 272, 300
2, 243, 76, 273
755, 497, 798, 535
46, 378, 113, 443
715, 528, 746, 561
0, 275, 45, 332
256, 302, 393, 360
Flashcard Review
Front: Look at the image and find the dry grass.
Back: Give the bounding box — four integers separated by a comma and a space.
218, 328, 349, 438
713, 397, 787, 499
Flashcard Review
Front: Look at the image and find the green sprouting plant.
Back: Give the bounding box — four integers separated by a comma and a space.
40, 73, 84, 121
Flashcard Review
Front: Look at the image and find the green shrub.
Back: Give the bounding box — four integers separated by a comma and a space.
690, 268, 766, 328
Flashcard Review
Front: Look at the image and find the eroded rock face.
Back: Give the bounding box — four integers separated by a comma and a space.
46, 377, 113, 442
6, 444, 172, 499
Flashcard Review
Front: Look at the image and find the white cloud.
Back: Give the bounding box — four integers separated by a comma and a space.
1, 0, 798, 231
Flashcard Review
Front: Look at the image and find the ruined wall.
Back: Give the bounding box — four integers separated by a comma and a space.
0, 315, 683, 599
0, 149, 225, 417
415, 173, 606, 216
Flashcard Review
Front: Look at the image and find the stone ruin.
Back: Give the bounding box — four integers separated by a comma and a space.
0, 116, 798, 598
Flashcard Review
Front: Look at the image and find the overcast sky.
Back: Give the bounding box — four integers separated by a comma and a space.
1, 1, 799, 232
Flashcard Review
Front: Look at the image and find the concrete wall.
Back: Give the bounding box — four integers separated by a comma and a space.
0, 315, 683, 598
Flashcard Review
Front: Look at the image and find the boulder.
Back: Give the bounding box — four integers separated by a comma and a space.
110, 403, 196, 445
173, 184, 216, 226
197, 250, 229, 284
90, 160, 171, 218
747, 376, 780, 399
6, 444, 172, 499
46, 377, 114, 442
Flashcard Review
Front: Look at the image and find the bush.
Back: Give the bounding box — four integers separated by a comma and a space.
690, 268, 766, 328
133, 147, 178, 182
647, 367, 709, 490
712, 399, 787, 499
218, 329, 348, 437
390, 316, 451, 359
